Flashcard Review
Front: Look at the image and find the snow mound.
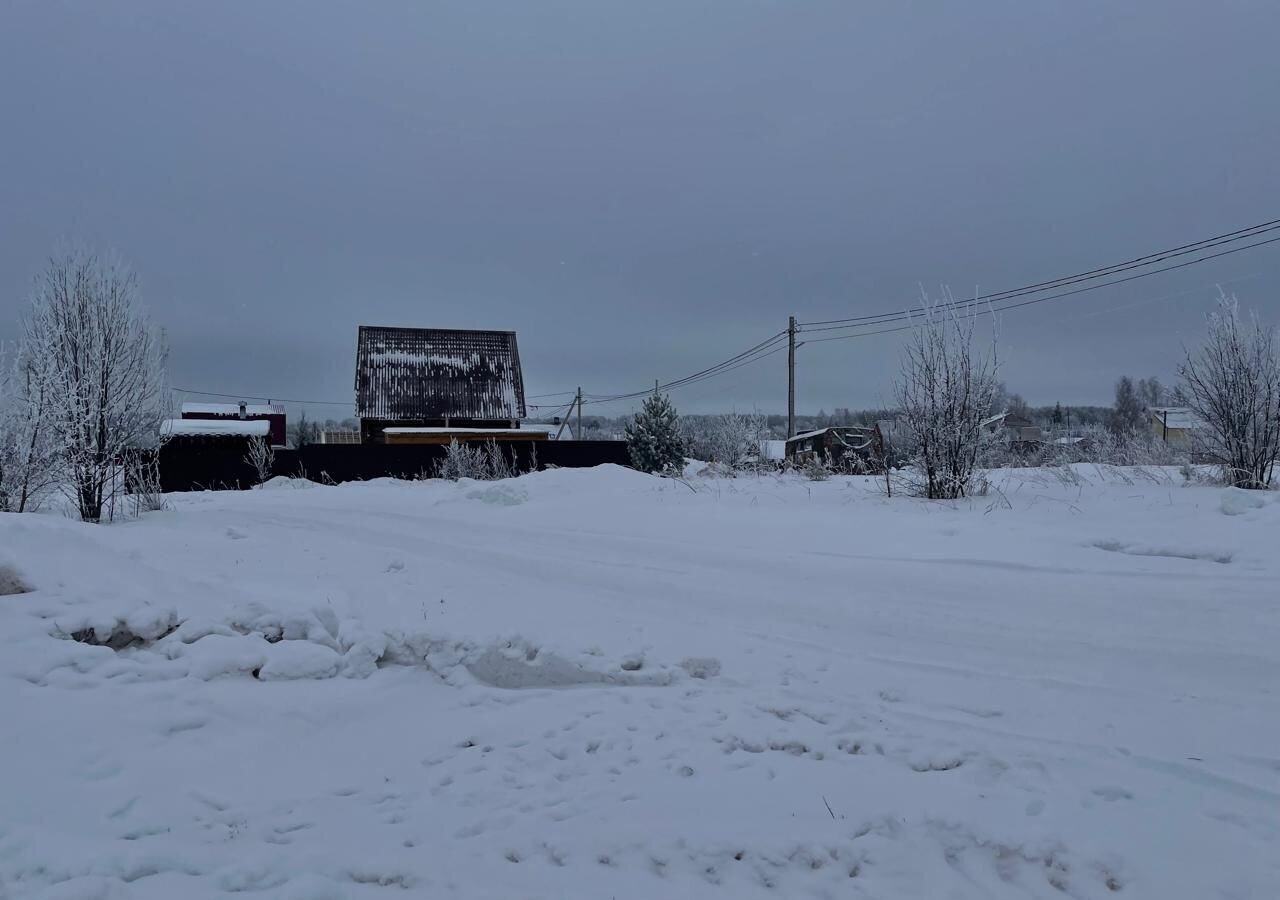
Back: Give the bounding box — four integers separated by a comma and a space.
1220, 487, 1270, 516
465, 484, 528, 506
257, 476, 319, 490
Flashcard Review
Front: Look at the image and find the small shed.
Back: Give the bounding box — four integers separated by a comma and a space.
982, 412, 1045, 448
181, 402, 286, 447
785, 426, 884, 473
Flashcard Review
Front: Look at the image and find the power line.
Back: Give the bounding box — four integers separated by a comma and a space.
797, 218, 1280, 331
585, 331, 787, 404
583, 341, 789, 406
173, 387, 354, 407
798, 234, 1280, 346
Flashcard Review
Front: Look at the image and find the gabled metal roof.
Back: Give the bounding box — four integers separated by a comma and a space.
355, 326, 526, 421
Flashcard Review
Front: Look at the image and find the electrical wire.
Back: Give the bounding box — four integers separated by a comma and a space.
798, 218, 1280, 330
798, 234, 1280, 345
173, 387, 354, 407
585, 331, 787, 403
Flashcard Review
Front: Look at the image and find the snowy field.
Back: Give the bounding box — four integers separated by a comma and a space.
1, 465, 1277, 900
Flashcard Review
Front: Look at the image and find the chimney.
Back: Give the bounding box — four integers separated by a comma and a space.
238, 401, 247, 420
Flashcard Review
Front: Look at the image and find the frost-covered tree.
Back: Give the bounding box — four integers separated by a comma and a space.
1137, 376, 1167, 411
290, 409, 321, 448
0, 345, 59, 512
706, 411, 765, 470
893, 298, 999, 499
1112, 376, 1145, 436
625, 391, 686, 474
23, 250, 168, 522
1178, 293, 1280, 489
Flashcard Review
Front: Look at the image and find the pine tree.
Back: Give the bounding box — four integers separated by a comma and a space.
1051, 402, 1064, 425
625, 392, 686, 474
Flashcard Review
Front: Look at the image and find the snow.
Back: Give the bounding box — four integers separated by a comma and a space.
180, 402, 283, 416
161, 419, 270, 437
2, 465, 1278, 899
786, 428, 829, 443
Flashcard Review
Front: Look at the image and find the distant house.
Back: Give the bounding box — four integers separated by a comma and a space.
1150, 407, 1205, 449
180, 402, 286, 447
982, 412, 1045, 448
785, 425, 884, 473
355, 326, 529, 443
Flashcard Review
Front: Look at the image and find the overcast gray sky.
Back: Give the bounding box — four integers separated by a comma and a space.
2, 0, 1278, 417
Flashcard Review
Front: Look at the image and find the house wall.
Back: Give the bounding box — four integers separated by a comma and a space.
1151, 419, 1193, 448
360, 418, 517, 443
383, 430, 548, 446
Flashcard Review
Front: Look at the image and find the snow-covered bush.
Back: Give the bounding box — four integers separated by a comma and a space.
802, 455, 831, 481
22, 250, 169, 522
1179, 292, 1280, 489
245, 438, 275, 484
0, 345, 59, 513
893, 297, 999, 499
687, 411, 767, 472
436, 439, 519, 481
125, 449, 166, 513
437, 439, 488, 480
625, 392, 686, 475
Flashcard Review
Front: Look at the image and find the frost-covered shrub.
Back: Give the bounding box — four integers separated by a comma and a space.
244, 438, 275, 485
1179, 292, 1280, 489
626, 392, 686, 475
802, 456, 831, 481
894, 296, 999, 499
0, 344, 59, 513
437, 439, 519, 481
125, 449, 166, 513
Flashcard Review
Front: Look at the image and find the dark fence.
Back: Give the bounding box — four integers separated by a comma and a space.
153, 439, 630, 492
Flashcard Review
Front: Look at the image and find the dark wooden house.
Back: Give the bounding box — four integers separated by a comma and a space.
785, 425, 885, 474
180, 402, 287, 447
355, 326, 529, 443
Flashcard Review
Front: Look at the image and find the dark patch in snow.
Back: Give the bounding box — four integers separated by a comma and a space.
0, 564, 32, 595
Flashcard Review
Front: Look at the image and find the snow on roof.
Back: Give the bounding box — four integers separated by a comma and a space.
382, 425, 554, 436
1151, 407, 1205, 430
161, 419, 270, 437
181, 402, 284, 416
786, 429, 829, 443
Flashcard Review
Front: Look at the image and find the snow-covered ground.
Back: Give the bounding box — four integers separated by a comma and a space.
2, 465, 1277, 899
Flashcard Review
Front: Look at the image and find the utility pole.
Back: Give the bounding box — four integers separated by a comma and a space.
787, 315, 797, 438
576, 386, 583, 440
